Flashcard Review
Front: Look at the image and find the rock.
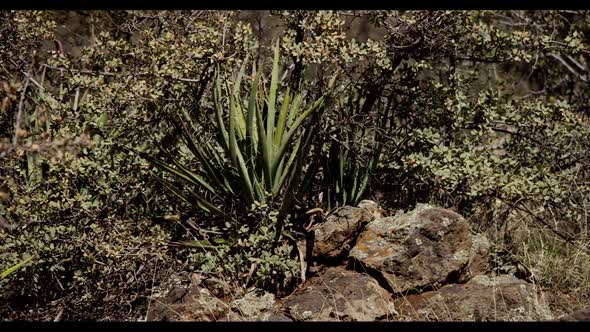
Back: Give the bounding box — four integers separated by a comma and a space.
349, 204, 489, 293
220, 310, 293, 322
358, 200, 386, 219
263, 311, 293, 321
230, 289, 277, 320
201, 275, 233, 298
219, 310, 293, 322
312, 206, 371, 260
215, 289, 292, 322
217, 311, 245, 322
146, 283, 230, 321
559, 308, 590, 321
545, 289, 585, 319
463, 233, 490, 281
284, 266, 397, 321
393, 275, 553, 321
147, 274, 289, 322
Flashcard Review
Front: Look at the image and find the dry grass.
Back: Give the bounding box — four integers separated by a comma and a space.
485, 204, 590, 318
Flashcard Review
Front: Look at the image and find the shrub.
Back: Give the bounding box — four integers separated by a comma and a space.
0, 11, 257, 319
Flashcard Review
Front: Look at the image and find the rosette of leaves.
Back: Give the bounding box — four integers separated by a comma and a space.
144, 42, 330, 241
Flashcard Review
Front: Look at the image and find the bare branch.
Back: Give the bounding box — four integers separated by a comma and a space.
41, 64, 203, 83
13, 68, 31, 145
549, 53, 589, 82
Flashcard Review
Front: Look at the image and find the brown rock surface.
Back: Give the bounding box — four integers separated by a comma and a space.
312, 206, 371, 260
284, 266, 397, 321
559, 308, 590, 321
350, 204, 489, 293
393, 274, 553, 321
358, 199, 386, 219
228, 289, 291, 321
146, 283, 230, 321
147, 280, 289, 322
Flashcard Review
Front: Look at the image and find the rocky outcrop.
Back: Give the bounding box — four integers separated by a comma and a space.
311, 206, 371, 260
283, 266, 397, 321
146, 202, 567, 322
349, 204, 490, 293
393, 275, 553, 321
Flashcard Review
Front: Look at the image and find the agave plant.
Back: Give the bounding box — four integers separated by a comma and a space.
1, 256, 32, 282
145, 42, 331, 239
323, 89, 391, 211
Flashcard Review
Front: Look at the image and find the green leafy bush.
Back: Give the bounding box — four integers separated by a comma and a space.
0, 11, 256, 319
181, 219, 299, 295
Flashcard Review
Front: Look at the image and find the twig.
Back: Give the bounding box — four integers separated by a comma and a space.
53, 306, 64, 322
41, 63, 203, 83
296, 239, 307, 283
520, 77, 567, 100
20, 71, 43, 90
245, 262, 258, 286
388, 36, 423, 50
566, 54, 588, 72
144, 260, 158, 322
501, 198, 590, 255
549, 53, 589, 82
13, 68, 31, 145
221, 19, 227, 53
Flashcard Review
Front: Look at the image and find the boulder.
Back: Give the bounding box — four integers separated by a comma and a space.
312, 206, 371, 260
284, 266, 397, 321
228, 289, 291, 321
146, 283, 230, 321
393, 274, 553, 321
230, 289, 276, 318
349, 204, 489, 293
